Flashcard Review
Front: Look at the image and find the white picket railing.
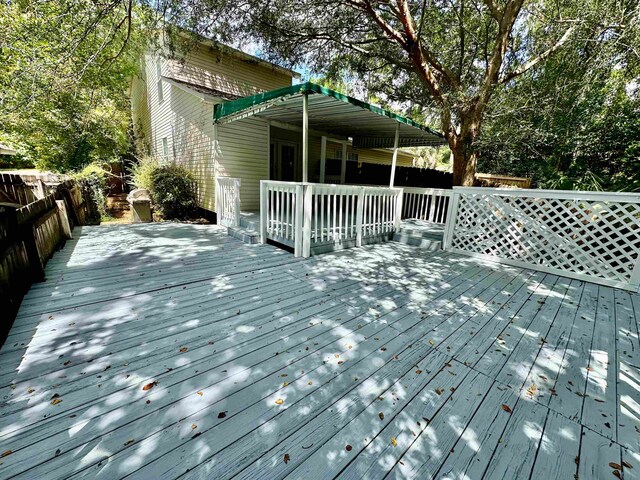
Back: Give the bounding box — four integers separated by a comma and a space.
215, 177, 241, 227
260, 181, 403, 257
444, 187, 640, 291
401, 187, 452, 224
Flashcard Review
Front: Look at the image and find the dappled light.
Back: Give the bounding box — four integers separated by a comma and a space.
0, 222, 637, 479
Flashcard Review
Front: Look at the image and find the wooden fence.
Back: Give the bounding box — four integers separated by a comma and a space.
0, 174, 88, 336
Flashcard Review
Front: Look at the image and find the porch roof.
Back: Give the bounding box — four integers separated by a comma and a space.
213, 81, 447, 148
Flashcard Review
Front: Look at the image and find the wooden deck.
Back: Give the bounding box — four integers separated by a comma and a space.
0, 222, 638, 479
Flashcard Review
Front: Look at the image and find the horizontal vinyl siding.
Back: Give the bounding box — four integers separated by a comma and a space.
168, 44, 292, 98
216, 117, 269, 211
170, 88, 216, 211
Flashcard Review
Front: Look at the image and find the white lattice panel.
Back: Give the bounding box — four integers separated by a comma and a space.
444, 187, 640, 291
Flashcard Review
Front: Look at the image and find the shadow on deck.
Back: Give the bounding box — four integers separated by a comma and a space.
0, 222, 638, 479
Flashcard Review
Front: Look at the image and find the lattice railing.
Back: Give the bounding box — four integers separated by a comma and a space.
443, 187, 640, 291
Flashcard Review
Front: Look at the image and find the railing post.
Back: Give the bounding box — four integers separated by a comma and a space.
215, 177, 221, 222
630, 257, 640, 292
355, 187, 364, 247
294, 184, 304, 257
394, 189, 403, 231
259, 181, 268, 244
442, 188, 461, 251
233, 178, 241, 227
302, 184, 312, 257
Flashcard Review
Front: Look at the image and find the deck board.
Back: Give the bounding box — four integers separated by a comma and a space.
0, 222, 638, 479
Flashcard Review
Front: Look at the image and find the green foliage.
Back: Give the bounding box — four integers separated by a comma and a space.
73, 163, 109, 225
0, 1, 150, 172
131, 158, 198, 220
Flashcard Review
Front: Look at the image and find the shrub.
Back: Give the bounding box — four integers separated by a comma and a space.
73, 162, 108, 224
131, 157, 198, 220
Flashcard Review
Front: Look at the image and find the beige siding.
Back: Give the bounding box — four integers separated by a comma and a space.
216, 118, 269, 211
168, 44, 292, 98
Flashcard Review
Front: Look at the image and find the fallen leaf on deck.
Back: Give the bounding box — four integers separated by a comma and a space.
283, 382, 289, 387
55, 449, 61, 457
142, 382, 157, 391
51, 398, 62, 405
428, 339, 435, 346
345, 445, 352, 451
275, 398, 284, 405
27, 388, 35, 394
63, 361, 71, 366
613, 470, 622, 479
501, 404, 512, 413
283, 453, 290, 464
191, 424, 197, 430
197, 391, 203, 396
1, 451, 11, 457
609, 463, 622, 470
124, 440, 134, 446
622, 460, 633, 468
179, 347, 188, 353
391, 437, 397, 447
217, 412, 227, 418
435, 388, 444, 395
415, 370, 422, 374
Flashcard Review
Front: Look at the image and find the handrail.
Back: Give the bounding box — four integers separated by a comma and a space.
260, 180, 403, 257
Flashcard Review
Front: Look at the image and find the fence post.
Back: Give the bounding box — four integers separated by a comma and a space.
442, 187, 461, 251
56, 200, 73, 239
302, 184, 312, 258
259, 181, 267, 244
394, 189, 403, 231
233, 178, 241, 227
355, 187, 364, 247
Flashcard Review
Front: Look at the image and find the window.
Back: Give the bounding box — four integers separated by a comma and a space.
162, 137, 169, 160
156, 59, 164, 103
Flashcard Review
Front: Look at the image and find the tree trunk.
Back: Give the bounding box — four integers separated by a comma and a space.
450, 141, 477, 186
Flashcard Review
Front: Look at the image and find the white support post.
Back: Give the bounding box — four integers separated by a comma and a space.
294, 184, 304, 256
355, 187, 364, 247
233, 178, 241, 227
340, 142, 347, 184
319, 136, 327, 183
442, 187, 461, 250
215, 177, 221, 220
394, 189, 403, 231
389, 123, 400, 187
302, 93, 309, 183
302, 184, 312, 257
259, 181, 267, 244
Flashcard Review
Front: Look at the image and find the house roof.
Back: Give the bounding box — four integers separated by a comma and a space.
162, 76, 240, 102
0, 143, 17, 155
213, 82, 447, 148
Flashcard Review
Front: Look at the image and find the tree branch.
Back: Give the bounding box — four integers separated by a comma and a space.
499, 25, 577, 83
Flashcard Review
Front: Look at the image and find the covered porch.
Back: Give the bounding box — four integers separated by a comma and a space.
213, 82, 449, 256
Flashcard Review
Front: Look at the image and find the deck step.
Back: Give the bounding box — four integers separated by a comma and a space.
239, 216, 259, 231
392, 232, 442, 250
228, 225, 260, 244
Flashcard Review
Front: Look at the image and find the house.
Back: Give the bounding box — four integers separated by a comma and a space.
130, 36, 446, 216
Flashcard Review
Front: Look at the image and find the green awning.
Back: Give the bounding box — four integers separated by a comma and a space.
213, 82, 446, 148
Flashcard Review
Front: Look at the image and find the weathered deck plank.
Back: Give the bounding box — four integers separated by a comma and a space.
0, 222, 637, 480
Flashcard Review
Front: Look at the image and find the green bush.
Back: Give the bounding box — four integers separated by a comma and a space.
73, 163, 108, 225
131, 157, 198, 220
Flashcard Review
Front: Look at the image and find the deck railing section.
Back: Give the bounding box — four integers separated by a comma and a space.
401, 187, 451, 224
443, 187, 640, 291
260, 181, 403, 257
215, 177, 241, 227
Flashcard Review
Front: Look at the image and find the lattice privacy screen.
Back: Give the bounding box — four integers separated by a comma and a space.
444, 188, 640, 291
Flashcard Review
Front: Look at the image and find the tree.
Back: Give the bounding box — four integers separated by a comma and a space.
0, 0, 149, 171
160, 0, 632, 185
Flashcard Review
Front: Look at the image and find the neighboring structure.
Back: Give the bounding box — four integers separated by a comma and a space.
130, 36, 445, 214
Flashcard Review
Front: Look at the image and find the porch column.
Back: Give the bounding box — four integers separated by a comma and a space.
340, 142, 347, 184
319, 136, 327, 183
389, 122, 400, 187
302, 92, 309, 183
